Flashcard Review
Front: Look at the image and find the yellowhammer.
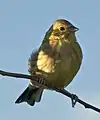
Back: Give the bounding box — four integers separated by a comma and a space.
15, 19, 83, 106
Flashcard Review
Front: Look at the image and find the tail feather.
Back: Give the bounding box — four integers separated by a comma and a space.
35, 88, 43, 102
15, 86, 43, 106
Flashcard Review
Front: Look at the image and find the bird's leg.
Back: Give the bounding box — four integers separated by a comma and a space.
31, 75, 46, 88
71, 94, 78, 108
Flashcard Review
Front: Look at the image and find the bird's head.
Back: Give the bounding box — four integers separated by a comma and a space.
52, 19, 79, 37
48, 19, 79, 49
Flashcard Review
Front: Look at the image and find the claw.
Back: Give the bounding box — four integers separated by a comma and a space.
71, 94, 78, 108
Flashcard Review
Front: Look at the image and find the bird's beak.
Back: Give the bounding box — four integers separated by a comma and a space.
68, 26, 79, 32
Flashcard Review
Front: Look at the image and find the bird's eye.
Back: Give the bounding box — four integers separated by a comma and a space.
59, 26, 65, 31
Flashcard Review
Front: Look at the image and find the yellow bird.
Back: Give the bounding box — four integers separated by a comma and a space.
15, 19, 83, 106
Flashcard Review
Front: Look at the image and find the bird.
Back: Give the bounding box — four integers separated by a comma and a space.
15, 19, 83, 106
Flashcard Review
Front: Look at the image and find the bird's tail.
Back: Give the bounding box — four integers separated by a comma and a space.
15, 86, 43, 106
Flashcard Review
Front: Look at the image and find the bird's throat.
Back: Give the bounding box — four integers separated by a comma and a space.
49, 39, 62, 53
49, 39, 57, 48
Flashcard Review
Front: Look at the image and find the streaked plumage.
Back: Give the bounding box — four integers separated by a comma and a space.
15, 19, 83, 106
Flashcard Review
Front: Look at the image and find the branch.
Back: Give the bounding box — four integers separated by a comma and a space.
0, 70, 100, 113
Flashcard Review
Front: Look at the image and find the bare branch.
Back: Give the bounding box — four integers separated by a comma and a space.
0, 70, 100, 113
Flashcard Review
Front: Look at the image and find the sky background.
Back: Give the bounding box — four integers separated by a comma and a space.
0, 0, 100, 119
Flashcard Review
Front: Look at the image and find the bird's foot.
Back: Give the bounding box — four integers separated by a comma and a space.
71, 94, 78, 108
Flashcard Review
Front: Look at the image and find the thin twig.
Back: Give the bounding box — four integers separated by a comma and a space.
0, 70, 100, 113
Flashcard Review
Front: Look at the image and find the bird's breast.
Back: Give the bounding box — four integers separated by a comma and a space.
36, 42, 82, 88
37, 50, 55, 73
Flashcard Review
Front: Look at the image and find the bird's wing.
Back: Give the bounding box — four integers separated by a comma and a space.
28, 25, 53, 75
28, 50, 39, 75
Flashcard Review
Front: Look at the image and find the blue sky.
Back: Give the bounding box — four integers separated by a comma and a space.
0, 0, 100, 119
